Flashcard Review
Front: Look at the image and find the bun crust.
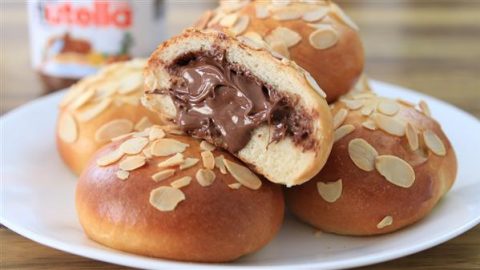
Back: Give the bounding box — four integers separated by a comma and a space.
196, 0, 364, 103
143, 28, 333, 187
76, 129, 284, 262
56, 59, 161, 175
286, 94, 457, 235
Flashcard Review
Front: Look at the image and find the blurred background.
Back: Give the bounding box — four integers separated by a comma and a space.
1, 1, 479, 269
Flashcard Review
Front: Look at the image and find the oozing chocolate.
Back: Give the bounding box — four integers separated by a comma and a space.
164, 52, 315, 153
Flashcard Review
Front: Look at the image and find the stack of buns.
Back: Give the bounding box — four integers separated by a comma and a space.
57, 0, 457, 263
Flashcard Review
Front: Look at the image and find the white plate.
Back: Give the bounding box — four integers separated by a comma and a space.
1, 81, 479, 270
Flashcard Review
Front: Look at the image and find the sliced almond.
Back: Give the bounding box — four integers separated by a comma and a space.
377, 216, 393, 229
97, 149, 124, 166
220, 0, 248, 13
396, 98, 415, 107
266, 27, 302, 47
215, 155, 227, 174
134, 117, 152, 131
423, 130, 446, 156
143, 147, 153, 159
317, 179, 342, 203
223, 159, 262, 190
329, 3, 359, 31
255, 4, 269, 19
342, 99, 363, 110
309, 25, 339, 50
149, 186, 185, 212
375, 155, 415, 188
272, 8, 304, 21
304, 71, 327, 98
196, 169, 216, 187
377, 100, 400, 116
419, 100, 431, 117
119, 137, 149, 155
219, 13, 238, 27
200, 141, 216, 151
58, 112, 78, 143
334, 124, 355, 143
151, 138, 189, 157
77, 98, 112, 122
170, 176, 192, 189
149, 126, 166, 141
362, 119, 377, 130
110, 132, 135, 142
228, 183, 242, 189
374, 114, 406, 136
116, 170, 129, 180
70, 89, 95, 110
157, 153, 184, 168
271, 0, 291, 6
179, 158, 200, 170
406, 123, 419, 151
152, 169, 175, 182
230, 15, 249, 36
333, 108, 348, 129
269, 40, 290, 58
118, 155, 146, 171
95, 119, 134, 143
302, 7, 328, 22
201, 151, 215, 170
348, 138, 378, 171
243, 31, 264, 43
118, 73, 143, 94
361, 101, 376, 116
238, 35, 264, 50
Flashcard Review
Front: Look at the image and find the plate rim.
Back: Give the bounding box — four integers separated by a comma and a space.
1, 80, 479, 270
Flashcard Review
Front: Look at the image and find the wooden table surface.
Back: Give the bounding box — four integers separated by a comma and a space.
1, 1, 479, 269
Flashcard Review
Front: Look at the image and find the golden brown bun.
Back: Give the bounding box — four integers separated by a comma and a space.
76, 127, 285, 262
196, 0, 364, 103
286, 93, 457, 235
56, 59, 161, 175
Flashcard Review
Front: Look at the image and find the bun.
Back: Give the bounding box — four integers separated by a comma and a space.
195, 0, 364, 103
143, 28, 333, 187
56, 59, 161, 175
76, 126, 284, 262
286, 93, 457, 235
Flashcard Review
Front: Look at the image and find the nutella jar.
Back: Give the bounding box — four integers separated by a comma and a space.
28, 0, 165, 93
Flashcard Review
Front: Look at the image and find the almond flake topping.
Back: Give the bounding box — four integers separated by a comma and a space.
272, 8, 304, 21
95, 119, 134, 143
374, 114, 406, 136
342, 99, 363, 110
375, 155, 415, 188
419, 100, 431, 117
377, 100, 400, 116
302, 7, 328, 22
266, 27, 302, 48
348, 138, 378, 171
255, 4, 269, 19
309, 25, 339, 50
170, 176, 192, 189
149, 186, 185, 212
70, 89, 95, 110
333, 108, 348, 129
157, 153, 184, 168
215, 155, 228, 174
196, 169, 216, 187
118, 73, 143, 94
423, 130, 446, 156
405, 123, 419, 151
118, 155, 146, 171
116, 170, 129, 180
152, 169, 175, 182
201, 151, 215, 170
179, 158, 200, 170
361, 101, 376, 116
377, 216, 393, 229
97, 149, 124, 166
317, 179, 342, 203
304, 71, 327, 98
77, 98, 112, 122
334, 124, 355, 143
329, 3, 359, 31
268, 40, 290, 58
119, 137, 149, 155
219, 13, 238, 27
224, 159, 262, 190
58, 112, 78, 143
228, 183, 242, 189
149, 126, 166, 141
362, 120, 377, 130
230, 15, 249, 36
150, 138, 189, 157
134, 117, 152, 131
200, 141, 216, 151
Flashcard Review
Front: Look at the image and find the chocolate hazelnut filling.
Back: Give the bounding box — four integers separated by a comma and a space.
163, 52, 315, 153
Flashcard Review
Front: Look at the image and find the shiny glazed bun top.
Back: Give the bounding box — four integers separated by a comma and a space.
196, 0, 365, 103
